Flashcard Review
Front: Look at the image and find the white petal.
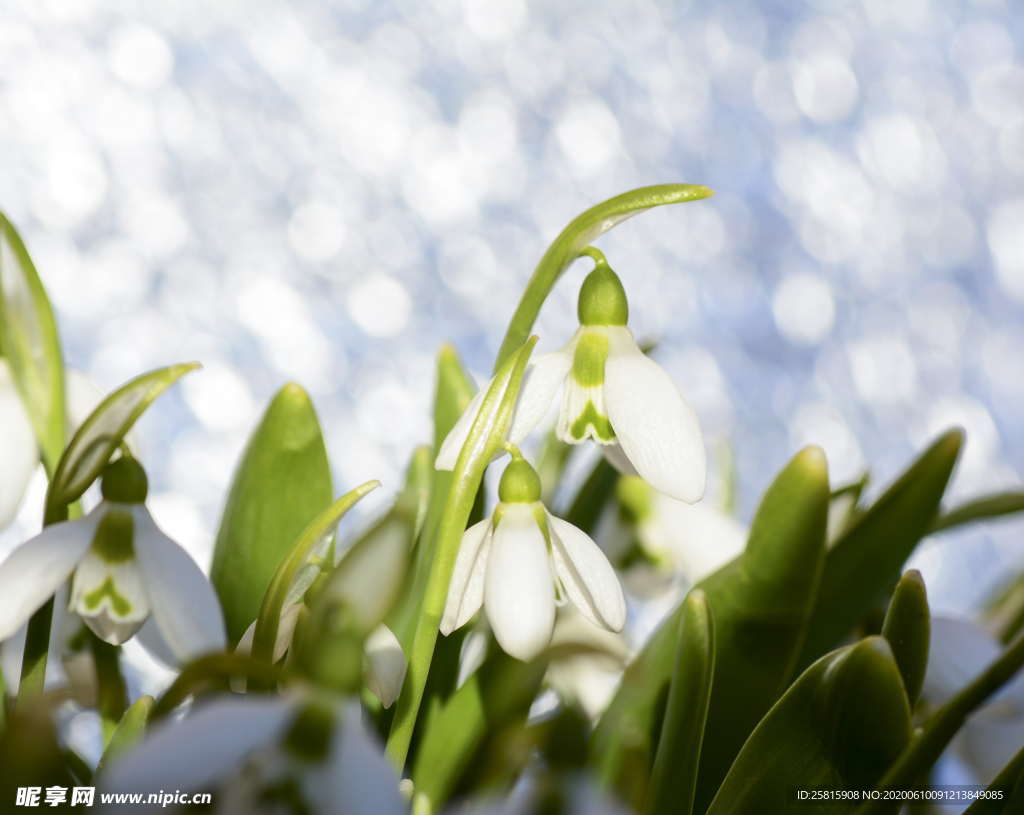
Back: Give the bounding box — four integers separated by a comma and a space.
601, 443, 639, 476
100, 695, 292, 793
604, 329, 706, 503
435, 384, 487, 470
0, 370, 39, 528
508, 350, 571, 444
644, 497, 748, 583
132, 507, 226, 663
326, 703, 407, 815
70, 547, 150, 645
364, 624, 407, 709
456, 626, 489, 689
484, 506, 555, 661
441, 519, 492, 635
0, 509, 101, 640
548, 515, 626, 632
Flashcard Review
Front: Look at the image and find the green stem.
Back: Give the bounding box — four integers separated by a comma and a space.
385, 338, 537, 770
151, 653, 284, 720
492, 184, 712, 371
856, 630, 1024, 815
90, 634, 128, 745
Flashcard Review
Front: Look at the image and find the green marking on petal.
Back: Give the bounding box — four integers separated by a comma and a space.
571, 330, 609, 388
570, 400, 615, 443
91, 510, 135, 564
82, 577, 133, 617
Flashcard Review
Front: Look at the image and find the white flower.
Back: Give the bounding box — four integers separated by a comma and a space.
441, 457, 626, 662
436, 262, 705, 503
0, 457, 224, 663
923, 617, 1024, 784
99, 695, 406, 815
0, 362, 106, 529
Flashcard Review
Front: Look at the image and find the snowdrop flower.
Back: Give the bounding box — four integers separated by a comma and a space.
436, 255, 705, 503
0, 362, 105, 528
922, 617, 1024, 783
0, 456, 225, 662
100, 694, 406, 815
442, 455, 625, 661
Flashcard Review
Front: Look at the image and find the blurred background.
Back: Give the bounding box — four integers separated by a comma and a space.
1, 0, 1022, 620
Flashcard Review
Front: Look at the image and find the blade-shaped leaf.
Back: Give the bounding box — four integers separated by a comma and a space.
45, 362, 199, 520
211, 383, 333, 643
592, 446, 830, 811
494, 184, 713, 370
706, 637, 911, 815
647, 589, 715, 815
931, 491, 1024, 534
98, 695, 153, 771
0, 212, 65, 470
797, 430, 962, 669
881, 570, 930, 707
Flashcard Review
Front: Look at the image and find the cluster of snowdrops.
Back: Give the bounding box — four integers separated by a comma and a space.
1, 187, 1023, 814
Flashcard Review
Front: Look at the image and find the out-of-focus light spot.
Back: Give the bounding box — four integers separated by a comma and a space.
46, 142, 107, 221
790, 402, 864, 484
986, 198, 1024, 301
119, 194, 190, 258
182, 363, 257, 432
107, 23, 174, 90
791, 54, 858, 123
971, 65, 1024, 128
772, 273, 835, 345
917, 205, 976, 269
147, 491, 211, 565
288, 200, 347, 263
462, 0, 526, 42
950, 22, 1015, 74
848, 336, 918, 405
919, 396, 999, 483
857, 114, 947, 194
347, 274, 412, 338
981, 330, 1024, 399
555, 97, 622, 177
754, 62, 800, 124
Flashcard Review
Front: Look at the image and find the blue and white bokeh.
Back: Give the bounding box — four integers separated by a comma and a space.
2, 0, 1022, 622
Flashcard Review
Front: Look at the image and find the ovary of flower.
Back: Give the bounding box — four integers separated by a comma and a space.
435, 260, 705, 504
0, 457, 225, 663
441, 457, 626, 662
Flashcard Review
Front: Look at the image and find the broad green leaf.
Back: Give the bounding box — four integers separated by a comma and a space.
45, 362, 199, 520
798, 430, 962, 669
881, 570, 930, 706
963, 744, 1024, 814
494, 184, 713, 370
931, 491, 1024, 534
706, 637, 911, 815
211, 383, 333, 643
98, 695, 153, 771
592, 447, 830, 811
0, 212, 65, 470
647, 589, 715, 815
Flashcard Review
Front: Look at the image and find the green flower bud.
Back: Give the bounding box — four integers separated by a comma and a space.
498, 457, 543, 504
100, 457, 149, 504
577, 262, 629, 327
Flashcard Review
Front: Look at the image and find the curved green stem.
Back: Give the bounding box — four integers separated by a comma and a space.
386, 337, 538, 769
493, 184, 713, 371
151, 653, 285, 720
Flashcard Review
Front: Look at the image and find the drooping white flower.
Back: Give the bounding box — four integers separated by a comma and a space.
923, 617, 1024, 783
0, 457, 225, 663
442, 456, 626, 662
436, 259, 706, 504
0, 362, 106, 529
99, 694, 407, 815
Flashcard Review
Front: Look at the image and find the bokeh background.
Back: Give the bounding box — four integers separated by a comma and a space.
2, 0, 1023, 623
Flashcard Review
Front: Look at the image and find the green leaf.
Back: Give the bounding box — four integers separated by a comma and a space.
963, 744, 1024, 814
592, 446, 830, 811
706, 637, 911, 815
881, 570, 930, 707
931, 491, 1024, 534
564, 457, 619, 535
797, 430, 962, 669
211, 383, 333, 643
98, 695, 153, 771
647, 589, 715, 815
432, 343, 477, 454
494, 184, 713, 370
45, 362, 199, 520
0, 212, 65, 470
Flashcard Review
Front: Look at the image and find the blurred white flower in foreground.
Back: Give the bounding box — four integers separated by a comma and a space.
442, 456, 625, 661
437, 260, 705, 503
923, 617, 1024, 783
0, 457, 224, 662
100, 695, 406, 815
0, 362, 104, 528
